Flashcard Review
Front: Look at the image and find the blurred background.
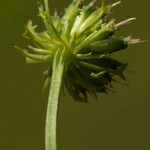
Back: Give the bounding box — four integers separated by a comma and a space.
0, 0, 149, 150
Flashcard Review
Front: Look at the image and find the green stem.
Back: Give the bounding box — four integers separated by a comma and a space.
45, 48, 67, 150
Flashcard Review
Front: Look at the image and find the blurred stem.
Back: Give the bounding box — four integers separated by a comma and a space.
45, 48, 67, 150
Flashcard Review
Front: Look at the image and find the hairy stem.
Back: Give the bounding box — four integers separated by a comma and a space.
45, 48, 67, 150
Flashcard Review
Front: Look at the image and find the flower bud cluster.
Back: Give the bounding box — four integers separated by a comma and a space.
15, 0, 141, 102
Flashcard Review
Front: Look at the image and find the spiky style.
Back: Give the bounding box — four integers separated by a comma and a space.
15, 0, 141, 102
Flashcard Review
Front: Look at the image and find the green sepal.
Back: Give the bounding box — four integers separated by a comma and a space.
71, 1, 95, 36
25, 58, 48, 64
72, 67, 104, 92
77, 60, 105, 72
78, 65, 112, 86
14, 45, 50, 62
77, 59, 127, 80
28, 45, 52, 55
91, 20, 103, 32
61, 0, 82, 42
76, 20, 116, 53
23, 21, 57, 50
81, 54, 127, 80
52, 12, 61, 32
91, 71, 112, 85
37, 31, 54, 43
77, 9, 104, 37
65, 78, 88, 102
62, 0, 82, 20
76, 0, 117, 37
66, 63, 108, 102
23, 20, 44, 43
38, 2, 59, 39
100, 55, 127, 71
90, 37, 128, 53
86, 54, 127, 71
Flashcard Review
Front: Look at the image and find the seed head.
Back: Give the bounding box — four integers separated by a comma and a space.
15, 0, 142, 102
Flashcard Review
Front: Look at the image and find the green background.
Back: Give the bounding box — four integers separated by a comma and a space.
0, 0, 149, 150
